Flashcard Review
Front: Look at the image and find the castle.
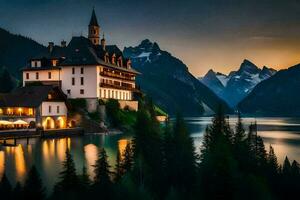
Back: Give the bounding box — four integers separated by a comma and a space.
0, 9, 140, 130
22, 8, 140, 112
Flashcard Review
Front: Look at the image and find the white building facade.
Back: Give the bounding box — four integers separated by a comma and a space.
22, 9, 140, 112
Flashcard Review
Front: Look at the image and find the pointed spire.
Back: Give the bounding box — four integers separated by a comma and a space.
89, 7, 99, 27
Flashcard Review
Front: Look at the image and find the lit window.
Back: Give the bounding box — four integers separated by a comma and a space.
0, 108, 3, 115
28, 108, 33, 115
48, 94, 52, 99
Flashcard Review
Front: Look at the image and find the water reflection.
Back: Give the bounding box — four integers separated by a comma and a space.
0, 151, 4, 177
0, 117, 299, 192
84, 144, 98, 179
14, 145, 26, 180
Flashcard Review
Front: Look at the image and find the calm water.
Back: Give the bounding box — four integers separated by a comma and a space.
1, 117, 300, 192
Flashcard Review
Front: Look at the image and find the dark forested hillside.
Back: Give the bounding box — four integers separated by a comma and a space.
0, 28, 46, 77
238, 63, 300, 116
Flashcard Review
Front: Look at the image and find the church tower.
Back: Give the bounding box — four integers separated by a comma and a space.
88, 8, 100, 45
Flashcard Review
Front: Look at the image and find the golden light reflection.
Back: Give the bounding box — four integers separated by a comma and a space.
50, 140, 55, 157
15, 144, 26, 180
0, 151, 5, 178
57, 138, 67, 162
84, 144, 98, 179
42, 140, 50, 165
118, 139, 129, 159
67, 138, 71, 150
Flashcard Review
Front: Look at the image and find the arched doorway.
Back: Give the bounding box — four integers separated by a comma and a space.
56, 117, 65, 129
43, 117, 55, 129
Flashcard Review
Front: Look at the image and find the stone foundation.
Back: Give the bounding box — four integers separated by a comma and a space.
86, 98, 98, 112
118, 100, 139, 111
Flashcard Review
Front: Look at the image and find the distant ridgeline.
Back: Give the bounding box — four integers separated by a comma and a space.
123, 39, 231, 116
238, 63, 300, 116
200, 59, 277, 107
0, 28, 47, 77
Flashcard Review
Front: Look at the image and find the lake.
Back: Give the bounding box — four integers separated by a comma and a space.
1, 117, 300, 193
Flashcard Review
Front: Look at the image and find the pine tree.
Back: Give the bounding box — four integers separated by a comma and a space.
282, 156, 291, 176
199, 109, 237, 200
93, 148, 113, 198
171, 114, 197, 194
79, 166, 91, 193
52, 150, 79, 199
23, 165, 45, 200
267, 145, 278, 175
115, 148, 123, 182
121, 142, 133, 175
0, 173, 12, 199
291, 160, 300, 176
132, 107, 165, 198
233, 113, 245, 146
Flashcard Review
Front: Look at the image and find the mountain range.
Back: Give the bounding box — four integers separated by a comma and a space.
200, 59, 277, 107
0, 28, 231, 116
123, 39, 231, 116
238, 63, 300, 116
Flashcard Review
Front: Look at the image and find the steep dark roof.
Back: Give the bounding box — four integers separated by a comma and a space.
31, 45, 67, 60
27, 36, 139, 74
89, 9, 99, 26
0, 86, 67, 107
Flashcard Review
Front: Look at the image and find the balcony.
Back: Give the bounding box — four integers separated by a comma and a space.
100, 82, 139, 92
100, 71, 135, 82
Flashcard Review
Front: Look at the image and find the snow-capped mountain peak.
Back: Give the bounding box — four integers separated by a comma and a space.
124, 39, 162, 65
200, 59, 277, 107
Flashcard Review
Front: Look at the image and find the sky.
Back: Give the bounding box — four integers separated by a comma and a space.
1, 0, 300, 76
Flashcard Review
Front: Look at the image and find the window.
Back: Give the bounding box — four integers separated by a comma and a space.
26, 73, 29, 80
72, 67, 75, 74
36, 72, 39, 80
67, 90, 71, 95
0, 108, 2, 115
80, 77, 84, 85
112, 91, 114, 98
72, 78, 75, 85
80, 89, 84, 94
48, 72, 52, 79
81, 67, 84, 74
108, 90, 110, 98
49, 106, 52, 113
28, 108, 33, 115
57, 106, 60, 113
104, 89, 106, 98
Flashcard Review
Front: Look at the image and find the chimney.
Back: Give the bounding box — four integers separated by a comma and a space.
48, 42, 54, 53
61, 40, 66, 47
